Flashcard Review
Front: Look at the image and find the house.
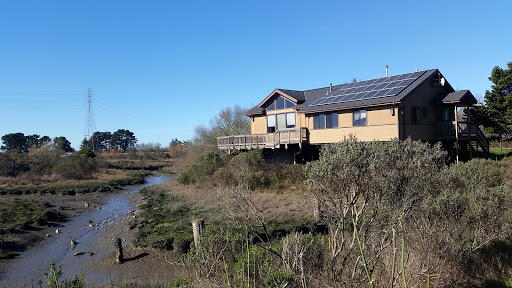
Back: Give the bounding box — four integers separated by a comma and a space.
217, 69, 488, 163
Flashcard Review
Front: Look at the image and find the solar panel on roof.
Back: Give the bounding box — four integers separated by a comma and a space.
308, 70, 425, 107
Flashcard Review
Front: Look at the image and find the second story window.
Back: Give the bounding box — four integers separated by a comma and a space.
353, 110, 367, 126
267, 96, 295, 111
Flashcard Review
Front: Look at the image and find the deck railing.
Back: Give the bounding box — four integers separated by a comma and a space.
217, 127, 308, 151
435, 121, 489, 153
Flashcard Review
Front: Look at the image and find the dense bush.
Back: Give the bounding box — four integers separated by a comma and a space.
178, 148, 305, 191
52, 154, 99, 180
304, 137, 512, 286
0, 147, 103, 181
177, 150, 228, 184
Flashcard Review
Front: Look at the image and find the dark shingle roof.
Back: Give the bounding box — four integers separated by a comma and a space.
279, 89, 306, 102
246, 69, 446, 115
299, 69, 438, 113
442, 90, 476, 104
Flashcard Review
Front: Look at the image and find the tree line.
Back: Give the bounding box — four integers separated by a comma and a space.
1, 133, 73, 153
80, 129, 137, 152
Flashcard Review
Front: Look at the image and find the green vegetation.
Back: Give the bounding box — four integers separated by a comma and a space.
166, 135, 512, 287
0, 171, 147, 195
490, 148, 512, 159
43, 261, 85, 288
0, 199, 61, 230
132, 187, 195, 251
80, 129, 138, 152
178, 148, 304, 192
481, 62, 512, 148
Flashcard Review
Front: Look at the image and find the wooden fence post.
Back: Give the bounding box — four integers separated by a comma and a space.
192, 219, 205, 247
114, 237, 124, 264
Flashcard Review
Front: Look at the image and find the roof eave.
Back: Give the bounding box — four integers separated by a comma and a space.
299, 101, 401, 114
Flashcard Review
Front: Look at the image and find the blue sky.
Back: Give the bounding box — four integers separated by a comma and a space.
0, 1, 510, 150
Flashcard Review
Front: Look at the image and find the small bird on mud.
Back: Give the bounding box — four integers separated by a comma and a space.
70, 238, 77, 245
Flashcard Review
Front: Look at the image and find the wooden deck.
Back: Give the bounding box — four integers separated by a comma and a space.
435, 121, 489, 153
217, 127, 308, 151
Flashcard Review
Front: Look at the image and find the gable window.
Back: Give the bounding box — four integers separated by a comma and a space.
266, 96, 295, 111
313, 112, 338, 129
276, 97, 285, 109
411, 107, 421, 124
353, 110, 367, 126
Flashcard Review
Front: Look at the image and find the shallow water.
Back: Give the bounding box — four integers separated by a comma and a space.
0, 175, 169, 287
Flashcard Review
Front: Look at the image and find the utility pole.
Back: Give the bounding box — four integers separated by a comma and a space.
84, 88, 96, 150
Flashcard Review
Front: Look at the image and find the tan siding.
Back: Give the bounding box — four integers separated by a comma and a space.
267, 108, 295, 115
310, 124, 398, 143
306, 106, 399, 143
368, 107, 397, 125
339, 112, 352, 128
251, 116, 267, 134
297, 113, 306, 128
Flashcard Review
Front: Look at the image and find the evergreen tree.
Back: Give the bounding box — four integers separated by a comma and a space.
482, 62, 512, 148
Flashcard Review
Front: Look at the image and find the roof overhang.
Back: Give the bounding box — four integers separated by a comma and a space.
441, 90, 477, 106
299, 101, 400, 115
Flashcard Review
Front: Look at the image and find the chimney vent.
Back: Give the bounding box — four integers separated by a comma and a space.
329, 83, 332, 92
415, 68, 418, 72
386, 65, 389, 77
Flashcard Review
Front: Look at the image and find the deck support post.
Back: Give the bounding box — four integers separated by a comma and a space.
454, 106, 459, 164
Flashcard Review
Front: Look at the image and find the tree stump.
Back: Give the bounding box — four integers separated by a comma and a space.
191, 219, 204, 247
114, 237, 123, 263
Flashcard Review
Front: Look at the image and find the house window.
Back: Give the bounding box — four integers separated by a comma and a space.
276, 97, 285, 109
314, 114, 325, 129
267, 115, 276, 133
268, 113, 296, 132
313, 112, 338, 129
286, 113, 296, 128
266, 96, 294, 111
276, 113, 286, 130
440, 107, 455, 121
326, 112, 338, 128
353, 110, 367, 126
411, 107, 421, 124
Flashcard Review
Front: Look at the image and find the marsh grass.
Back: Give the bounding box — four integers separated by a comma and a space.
0, 199, 61, 229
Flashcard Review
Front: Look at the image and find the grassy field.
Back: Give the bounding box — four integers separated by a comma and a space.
489, 148, 512, 160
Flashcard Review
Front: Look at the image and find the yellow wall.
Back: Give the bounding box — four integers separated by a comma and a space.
305, 105, 399, 143
251, 116, 267, 134
309, 124, 398, 143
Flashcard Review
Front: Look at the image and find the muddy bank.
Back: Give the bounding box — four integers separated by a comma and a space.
0, 175, 170, 287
